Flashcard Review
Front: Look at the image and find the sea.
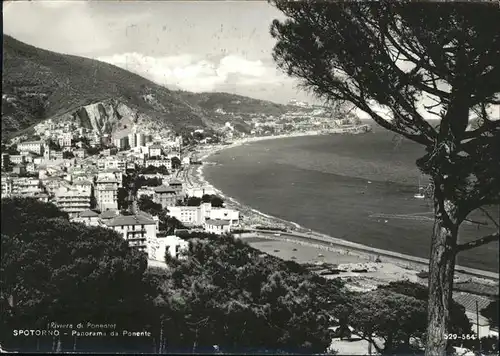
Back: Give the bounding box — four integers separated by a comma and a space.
203, 125, 499, 273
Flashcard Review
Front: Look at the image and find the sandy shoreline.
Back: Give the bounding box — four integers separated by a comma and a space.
182, 131, 498, 284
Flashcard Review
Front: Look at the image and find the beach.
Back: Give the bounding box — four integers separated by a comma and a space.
181, 130, 498, 285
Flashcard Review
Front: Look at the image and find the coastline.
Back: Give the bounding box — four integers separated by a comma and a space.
183, 130, 498, 284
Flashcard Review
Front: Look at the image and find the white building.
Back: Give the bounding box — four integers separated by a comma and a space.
95, 183, 118, 211
166, 202, 240, 228
17, 141, 45, 155
137, 187, 156, 199
97, 158, 126, 172
186, 186, 216, 198
1, 176, 13, 196
102, 212, 158, 251
204, 219, 231, 235
144, 159, 172, 170
53, 186, 92, 218
95, 174, 120, 211
147, 235, 189, 261
9, 155, 25, 165
58, 133, 73, 147
72, 179, 93, 194
148, 145, 163, 158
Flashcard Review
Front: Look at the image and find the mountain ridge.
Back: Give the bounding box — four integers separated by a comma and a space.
2, 35, 292, 139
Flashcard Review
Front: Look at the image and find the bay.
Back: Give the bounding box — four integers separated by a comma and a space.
203, 129, 499, 273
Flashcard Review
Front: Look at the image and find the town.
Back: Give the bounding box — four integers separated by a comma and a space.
0, 100, 369, 265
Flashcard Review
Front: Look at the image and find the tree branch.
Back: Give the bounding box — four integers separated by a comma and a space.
456, 231, 499, 253
479, 207, 500, 229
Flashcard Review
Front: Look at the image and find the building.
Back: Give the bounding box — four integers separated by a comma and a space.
128, 131, 137, 148
166, 203, 240, 228
72, 209, 100, 226
2, 176, 48, 201
204, 219, 231, 235
26, 163, 37, 173
1, 176, 13, 196
136, 133, 146, 147
137, 187, 156, 199
17, 141, 45, 155
169, 179, 183, 195
95, 183, 118, 211
11, 177, 43, 196
186, 185, 216, 198
153, 185, 178, 208
74, 148, 87, 159
53, 186, 92, 218
102, 212, 158, 251
12, 165, 27, 176
114, 136, 129, 151
97, 158, 126, 172
72, 179, 93, 194
148, 145, 163, 158
9, 155, 25, 165
58, 133, 73, 148
21, 152, 37, 163
1, 153, 10, 168
144, 159, 172, 170
95, 174, 119, 211
147, 235, 188, 261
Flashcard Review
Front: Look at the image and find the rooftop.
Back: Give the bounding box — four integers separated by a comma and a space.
104, 214, 156, 227
79, 210, 99, 218
73, 180, 92, 185
169, 179, 183, 185
154, 185, 176, 193
99, 210, 119, 219
19, 140, 44, 145
205, 219, 231, 226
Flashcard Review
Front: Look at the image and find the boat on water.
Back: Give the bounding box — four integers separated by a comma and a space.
414, 175, 426, 199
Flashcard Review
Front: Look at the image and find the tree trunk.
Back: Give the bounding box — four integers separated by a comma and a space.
425, 193, 459, 356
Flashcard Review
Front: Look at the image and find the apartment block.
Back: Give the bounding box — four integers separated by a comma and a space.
53, 186, 92, 218
103, 212, 158, 251
17, 141, 45, 155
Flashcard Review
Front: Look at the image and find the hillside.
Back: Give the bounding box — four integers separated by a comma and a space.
178, 91, 293, 116
1, 35, 290, 139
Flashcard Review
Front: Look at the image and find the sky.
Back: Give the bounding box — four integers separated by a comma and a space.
3, 0, 315, 104
3, 0, 498, 121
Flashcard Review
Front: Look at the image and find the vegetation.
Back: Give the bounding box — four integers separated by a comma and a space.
134, 176, 162, 190
182, 194, 225, 208
201, 194, 225, 207
62, 151, 74, 159
0, 198, 484, 354
0, 197, 155, 352
480, 300, 499, 329
150, 233, 348, 354
139, 165, 169, 175
270, 2, 500, 354
171, 156, 182, 170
